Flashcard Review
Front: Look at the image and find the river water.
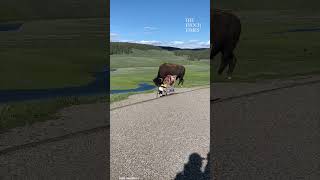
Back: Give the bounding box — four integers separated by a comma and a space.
0, 67, 155, 103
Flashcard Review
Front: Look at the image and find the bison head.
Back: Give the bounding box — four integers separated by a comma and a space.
153, 77, 163, 87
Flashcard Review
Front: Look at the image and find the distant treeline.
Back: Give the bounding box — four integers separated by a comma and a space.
110, 42, 210, 60
110, 42, 161, 54
173, 49, 210, 60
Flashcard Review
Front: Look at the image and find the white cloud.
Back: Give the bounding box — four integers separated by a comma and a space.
167, 40, 210, 49
138, 40, 161, 45
144, 26, 158, 31
118, 39, 134, 43
172, 41, 185, 45
143, 26, 158, 34
110, 33, 119, 41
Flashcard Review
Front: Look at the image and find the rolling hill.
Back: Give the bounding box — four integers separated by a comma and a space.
110, 42, 210, 60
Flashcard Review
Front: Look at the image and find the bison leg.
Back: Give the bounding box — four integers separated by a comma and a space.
227, 55, 237, 79
218, 52, 230, 75
177, 77, 181, 85
218, 61, 228, 75
180, 78, 184, 86
177, 78, 184, 87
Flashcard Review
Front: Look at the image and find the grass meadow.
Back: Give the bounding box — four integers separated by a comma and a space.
0, 18, 107, 132
0, 18, 107, 90
212, 6, 320, 82
111, 49, 210, 90
1, 0, 320, 131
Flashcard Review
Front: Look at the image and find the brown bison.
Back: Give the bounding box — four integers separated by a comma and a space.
153, 63, 185, 87
211, 9, 241, 79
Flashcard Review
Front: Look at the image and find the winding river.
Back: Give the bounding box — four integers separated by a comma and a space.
0, 67, 155, 103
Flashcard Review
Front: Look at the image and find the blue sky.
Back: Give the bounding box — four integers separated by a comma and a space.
111, 0, 210, 49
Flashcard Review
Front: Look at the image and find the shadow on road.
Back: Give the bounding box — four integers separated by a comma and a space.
175, 152, 211, 180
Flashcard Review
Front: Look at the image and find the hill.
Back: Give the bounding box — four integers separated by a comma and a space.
157, 46, 208, 51
110, 42, 210, 60
110, 42, 162, 54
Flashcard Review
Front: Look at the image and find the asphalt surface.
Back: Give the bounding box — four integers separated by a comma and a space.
0, 102, 109, 180
0, 77, 319, 179
0, 128, 109, 180
0, 103, 108, 151
111, 88, 210, 179
212, 80, 320, 179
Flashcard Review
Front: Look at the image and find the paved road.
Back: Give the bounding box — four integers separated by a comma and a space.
0, 128, 109, 180
212, 80, 320, 179
111, 88, 210, 179
0, 102, 109, 180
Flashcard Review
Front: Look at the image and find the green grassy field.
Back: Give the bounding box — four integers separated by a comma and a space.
212, 9, 320, 82
2, 0, 320, 131
110, 49, 210, 90
0, 1, 108, 131
0, 18, 107, 90
0, 0, 107, 22
215, 0, 320, 11
0, 18, 107, 132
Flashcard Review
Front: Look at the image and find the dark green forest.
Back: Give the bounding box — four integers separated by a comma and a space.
110, 42, 162, 54
173, 49, 210, 61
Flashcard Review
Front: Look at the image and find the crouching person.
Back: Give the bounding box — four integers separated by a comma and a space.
158, 75, 177, 97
